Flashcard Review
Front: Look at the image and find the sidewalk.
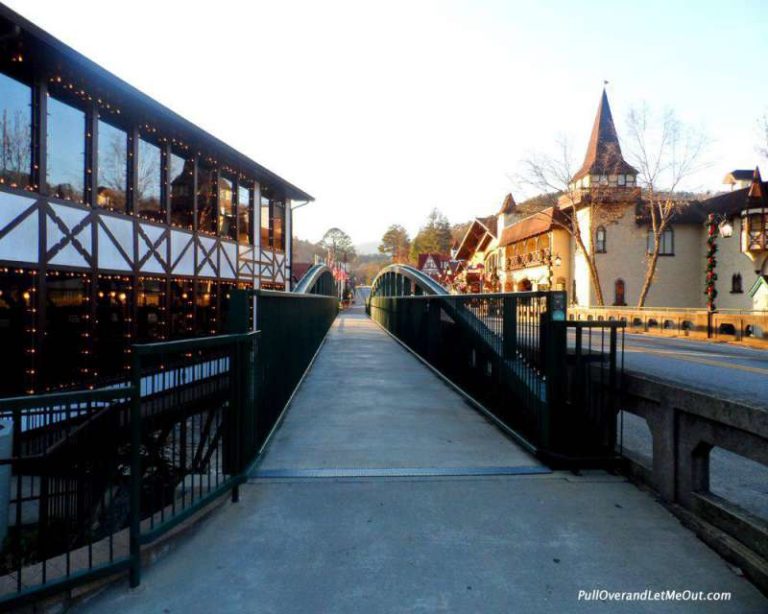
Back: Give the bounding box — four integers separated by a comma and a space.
79, 309, 766, 613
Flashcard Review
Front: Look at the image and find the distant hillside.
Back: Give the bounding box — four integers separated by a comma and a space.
355, 241, 380, 255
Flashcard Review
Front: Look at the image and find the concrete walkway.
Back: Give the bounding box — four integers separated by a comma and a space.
80, 310, 766, 613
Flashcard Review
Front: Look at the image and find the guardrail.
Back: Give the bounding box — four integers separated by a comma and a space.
0, 290, 338, 608
617, 373, 768, 593
570, 305, 768, 343
368, 292, 624, 466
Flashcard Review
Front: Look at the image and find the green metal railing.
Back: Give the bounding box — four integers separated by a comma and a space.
369, 291, 623, 466
0, 290, 337, 608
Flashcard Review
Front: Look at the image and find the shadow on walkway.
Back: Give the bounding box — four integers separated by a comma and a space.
79, 310, 766, 613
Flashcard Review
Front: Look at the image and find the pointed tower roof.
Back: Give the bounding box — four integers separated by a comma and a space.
572, 89, 637, 182
747, 167, 767, 205
498, 193, 516, 215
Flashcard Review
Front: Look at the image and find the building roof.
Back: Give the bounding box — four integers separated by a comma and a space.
699, 168, 768, 217
417, 253, 449, 269
723, 169, 754, 184
0, 4, 313, 202
455, 217, 496, 261
572, 90, 638, 182
499, 207, 564, 246
747, 167, 768, 205
498, 193, 517, 215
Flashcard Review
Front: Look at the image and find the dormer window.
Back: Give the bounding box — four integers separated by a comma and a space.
617, 175, 626, 186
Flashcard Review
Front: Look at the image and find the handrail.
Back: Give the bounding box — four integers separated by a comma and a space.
370, 263, 449, 296
293, 263, 336, 295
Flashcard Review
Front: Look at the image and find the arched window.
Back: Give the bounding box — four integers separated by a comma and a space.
647, 226, 675, 255
731, 273, 743, 293
614, 279, 626, 306
595, 226, 606, 253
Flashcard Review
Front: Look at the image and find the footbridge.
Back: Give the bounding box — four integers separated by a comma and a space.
0, 266, 766, 611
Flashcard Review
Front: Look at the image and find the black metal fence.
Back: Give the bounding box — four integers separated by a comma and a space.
368, 292, 623, 465
0, 290, 337, 608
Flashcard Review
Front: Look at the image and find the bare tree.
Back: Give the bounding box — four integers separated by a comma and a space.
625, 105, 707, 307
518, 136, 624, 306
758, 113, 768, 160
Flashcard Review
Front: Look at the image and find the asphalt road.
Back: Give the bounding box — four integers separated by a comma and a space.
613, 332, 767, 521
617, 332, 768, 408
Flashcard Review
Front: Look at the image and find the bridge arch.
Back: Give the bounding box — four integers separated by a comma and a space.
369, 264, 449, 297
293, 264, 338, 296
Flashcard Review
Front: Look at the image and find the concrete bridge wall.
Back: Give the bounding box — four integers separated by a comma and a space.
618, 371, 768, 593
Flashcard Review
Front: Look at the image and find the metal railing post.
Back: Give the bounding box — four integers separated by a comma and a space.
543, 292, 567, 452
129, 353, 142, 588
502, 295, 517, 359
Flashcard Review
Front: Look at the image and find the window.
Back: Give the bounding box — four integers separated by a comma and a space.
731, 273, 743, 294
571, 279, 578, 304
96, 119, 128, 211
272, 200, 285, 252
136, 277, 166, 342
0, 72, 32, 189
614, 279, 626, 306
196, 165, 216, 234
260, 192, 271, 247
169, 152, 193, 229
218, 176, 237, 240
647, 226, 674, 255
47, 96, 86, 202
595, 226, 606, 253
237, 183, 252, 244
137, 138, 163, 222
169, 279, 194, 338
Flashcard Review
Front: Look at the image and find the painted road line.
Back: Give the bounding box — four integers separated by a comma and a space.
625, 347, 768, 376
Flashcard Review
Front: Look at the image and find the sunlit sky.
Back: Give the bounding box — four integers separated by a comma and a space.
8, 0, 768, 250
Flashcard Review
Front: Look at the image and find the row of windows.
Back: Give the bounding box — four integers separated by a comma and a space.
0, 268, 253, 396
0, 70, 286, 251
593, 225, 675, 256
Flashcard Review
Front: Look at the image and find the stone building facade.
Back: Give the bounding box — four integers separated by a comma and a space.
458, 90, 768, 312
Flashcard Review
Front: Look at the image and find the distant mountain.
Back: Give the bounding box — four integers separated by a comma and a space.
355, 241, 379, 255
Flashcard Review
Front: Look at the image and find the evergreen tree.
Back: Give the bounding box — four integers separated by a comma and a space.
410, 209, 453, 261
378, 224, 411, 263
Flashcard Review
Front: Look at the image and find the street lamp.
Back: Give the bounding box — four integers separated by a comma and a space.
718, 219, 734, 238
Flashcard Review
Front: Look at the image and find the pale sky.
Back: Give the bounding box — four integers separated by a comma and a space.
8, 0, 768, 249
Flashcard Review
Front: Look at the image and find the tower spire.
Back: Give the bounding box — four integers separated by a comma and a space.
572, 89, 637, 183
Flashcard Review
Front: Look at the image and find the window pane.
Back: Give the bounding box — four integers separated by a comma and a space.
97, 119, 127, 211
137, 277, 167, 342
169, 279, 194, 338
95, 277, 132, 380
260, 194, 270, 247
170, 153, 193, 228
273, 201, 285, 251
43, 273, 91, 389
47, 96, 85, 202
197, 166, 216, 234
195, 281, 218, 335
0, 268, 36, 396
137, 138, 163, 221
0, 72, 32, 189
237, 184, 252, 244
218, 176, 236, 240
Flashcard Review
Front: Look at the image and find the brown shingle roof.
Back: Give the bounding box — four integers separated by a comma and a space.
499, 207, 563, 246
572, 90, 638, 181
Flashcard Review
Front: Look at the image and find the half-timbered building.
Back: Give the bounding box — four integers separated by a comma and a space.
0, 5, 312, 395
